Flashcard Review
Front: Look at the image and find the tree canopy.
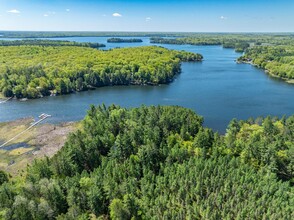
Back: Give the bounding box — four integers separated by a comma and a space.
0, 105, 293, 219
238, 45, 294, 81
0, 40, 105, 48
150, 34, 294, 81
107, 38, 143, 43
151, 34, 294, 52
0, 46, 202, 99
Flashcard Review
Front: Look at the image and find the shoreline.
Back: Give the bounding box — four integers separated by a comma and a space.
237, 59, 294, 85
0, 61, 203, 101
0, 118, 77, 175
1, 81, 171, 102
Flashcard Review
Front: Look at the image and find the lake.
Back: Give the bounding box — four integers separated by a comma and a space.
0, 37, 293, 133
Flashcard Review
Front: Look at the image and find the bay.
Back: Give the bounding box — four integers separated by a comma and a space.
0, 37, 293, 133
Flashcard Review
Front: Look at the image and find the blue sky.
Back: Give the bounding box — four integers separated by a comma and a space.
0, 0, 293, 32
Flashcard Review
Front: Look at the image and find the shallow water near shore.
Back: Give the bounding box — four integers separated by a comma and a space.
1, 142, 30, 151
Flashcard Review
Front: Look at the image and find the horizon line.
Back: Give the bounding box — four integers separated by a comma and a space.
1, 30, 294, 34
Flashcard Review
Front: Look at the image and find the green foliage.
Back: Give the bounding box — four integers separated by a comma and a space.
0, 31, 192, 38
0, 39, 105, 48
238, 45, 294, 80
150, 33, 294, 82
107, 38, 143, 43
0, 46, 202, 98
224, 116, 294, 182
0, 105, 293, 219
2, 86, 13, 97
151, 33, 294, 52
0, 170, 8, 185
151, 36, 251, 52
109, 199, 130, 220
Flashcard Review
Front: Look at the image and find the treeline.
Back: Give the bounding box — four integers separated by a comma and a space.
0, 105, 293, 219
238, 45, 294, 80
150, 37, 249, 52
0, 31, 188, 38
0, 46, 202, 99
1, 31, 294, 40
0, 40, 105, 48
150, 37, 221, 45
107, 38, 143, 43
150, 35, 294, 80
151, 34, 294, 52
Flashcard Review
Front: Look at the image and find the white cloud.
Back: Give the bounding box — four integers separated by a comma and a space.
43, 11, 56, 17
113, 13, 122, 17
7, 9, 20, 14
220, 16, 227, 20
66, 9, 70, 12
146, 17, 152, 22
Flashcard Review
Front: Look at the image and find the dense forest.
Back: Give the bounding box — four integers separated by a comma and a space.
150, 37, 254, 52
238, 45, 294, 81
0, 105, 293, 219
150, 37, 251, 52
150, 37, 221, 45
0, 40, 105, 48
0, 46, 202, 99
107, 38, 143, 43
150, 34, 294, 52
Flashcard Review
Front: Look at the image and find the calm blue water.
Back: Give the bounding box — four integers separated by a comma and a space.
40, 37, 152, 50
0, 37, 293, 133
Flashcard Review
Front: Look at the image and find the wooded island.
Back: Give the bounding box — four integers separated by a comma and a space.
0, 46, 202, 99
107, 38, 143, 43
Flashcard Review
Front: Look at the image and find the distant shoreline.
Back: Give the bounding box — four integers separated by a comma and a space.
237, 60, 294, 85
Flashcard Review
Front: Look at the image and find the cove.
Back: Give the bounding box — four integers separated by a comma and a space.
0, 37, 294, 133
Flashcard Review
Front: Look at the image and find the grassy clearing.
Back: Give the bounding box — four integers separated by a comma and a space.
9, 147, 34, 156
0, 118, 34, 144
0, 118, 77, 176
